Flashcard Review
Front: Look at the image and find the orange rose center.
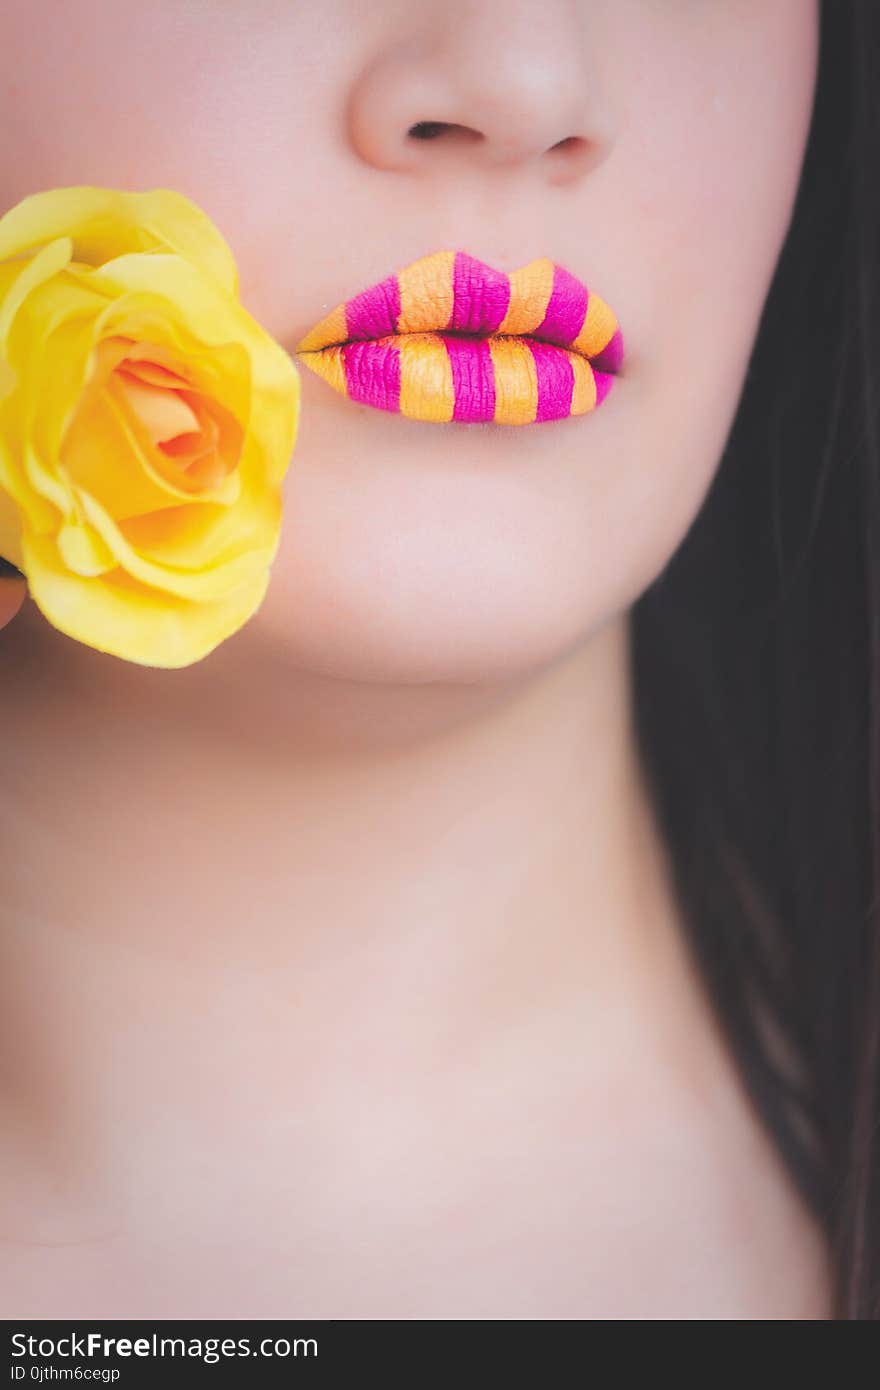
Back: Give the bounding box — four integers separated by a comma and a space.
109, 342, 243, 494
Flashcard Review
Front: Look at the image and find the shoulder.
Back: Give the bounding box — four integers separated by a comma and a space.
649, 1034, 834, 1319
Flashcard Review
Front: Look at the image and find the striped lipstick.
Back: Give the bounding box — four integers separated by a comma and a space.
294, 251, 624, 426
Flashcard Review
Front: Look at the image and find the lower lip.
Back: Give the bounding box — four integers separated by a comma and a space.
295, 331, 618, 426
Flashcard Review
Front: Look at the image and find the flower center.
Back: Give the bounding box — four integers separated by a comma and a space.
111, 342, 243, 494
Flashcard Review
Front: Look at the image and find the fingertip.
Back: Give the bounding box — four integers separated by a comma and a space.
0, 575, 27, 630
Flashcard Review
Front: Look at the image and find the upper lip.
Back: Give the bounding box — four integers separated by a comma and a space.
294, 251, 624, 375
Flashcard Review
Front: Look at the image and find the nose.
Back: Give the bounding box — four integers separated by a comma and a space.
347, 0, 613, 187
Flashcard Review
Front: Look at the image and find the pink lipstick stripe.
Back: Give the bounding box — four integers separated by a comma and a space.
344, 274, 401, 342
446, 334, 496, 422
537, 263, 589, 347
528, 339, 575, 422
341, 338, 401, 412
450, 252, 511, 335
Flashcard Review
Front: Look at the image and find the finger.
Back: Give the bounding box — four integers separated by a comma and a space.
0, 558, 27, 630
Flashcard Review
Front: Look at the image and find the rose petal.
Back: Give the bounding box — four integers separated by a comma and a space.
114, 372, 244, 495
116, 371, 200, 445
11, 280, 110, 464
117, 474, 280, 571
93, 252, 258, 352
73, 483, 273, 602
0, 187, 239, 296
56, 516, 116, 576
0, 357, 15, 401
62, 371, 208, 521
90, 252, 301, 484
0, 237, 74, 355
60, 338, 243, 522
0, 434, 60, 534
93, 294, 254, 438
0, 477, 24, 569
117, 353, 191, 389
25, 441, 75, 518
23, 527, 270, 669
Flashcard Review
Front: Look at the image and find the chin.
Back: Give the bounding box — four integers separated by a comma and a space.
244, 529, 624, 692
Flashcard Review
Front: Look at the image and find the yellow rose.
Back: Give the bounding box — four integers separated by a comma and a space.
0, 186, 300, 667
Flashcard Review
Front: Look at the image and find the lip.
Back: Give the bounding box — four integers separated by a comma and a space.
294, 250, 624, 426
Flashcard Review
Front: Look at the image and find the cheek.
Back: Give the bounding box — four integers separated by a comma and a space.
656, 7, 819, 389
589, 0, 822, 609
0, 2, 292, 230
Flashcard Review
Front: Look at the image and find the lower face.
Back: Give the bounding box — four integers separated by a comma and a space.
0, 1, 820, 686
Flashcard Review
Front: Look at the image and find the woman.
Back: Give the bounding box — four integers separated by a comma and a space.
0, 0, 876, 1319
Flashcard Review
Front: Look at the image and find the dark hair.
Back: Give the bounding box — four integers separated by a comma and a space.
631, 0, 880, 1319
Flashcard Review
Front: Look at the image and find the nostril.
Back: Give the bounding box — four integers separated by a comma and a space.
408, 121, 445, 140
407, 121, 484, 145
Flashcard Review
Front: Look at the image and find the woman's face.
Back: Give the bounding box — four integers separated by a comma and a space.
1, 0, 819, 684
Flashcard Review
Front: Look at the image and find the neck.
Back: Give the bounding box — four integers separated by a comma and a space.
0, 600, 691, 1229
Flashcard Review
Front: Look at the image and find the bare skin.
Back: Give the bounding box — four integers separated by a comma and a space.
0, 592, 830, 1318
0, 1, 829, 1317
